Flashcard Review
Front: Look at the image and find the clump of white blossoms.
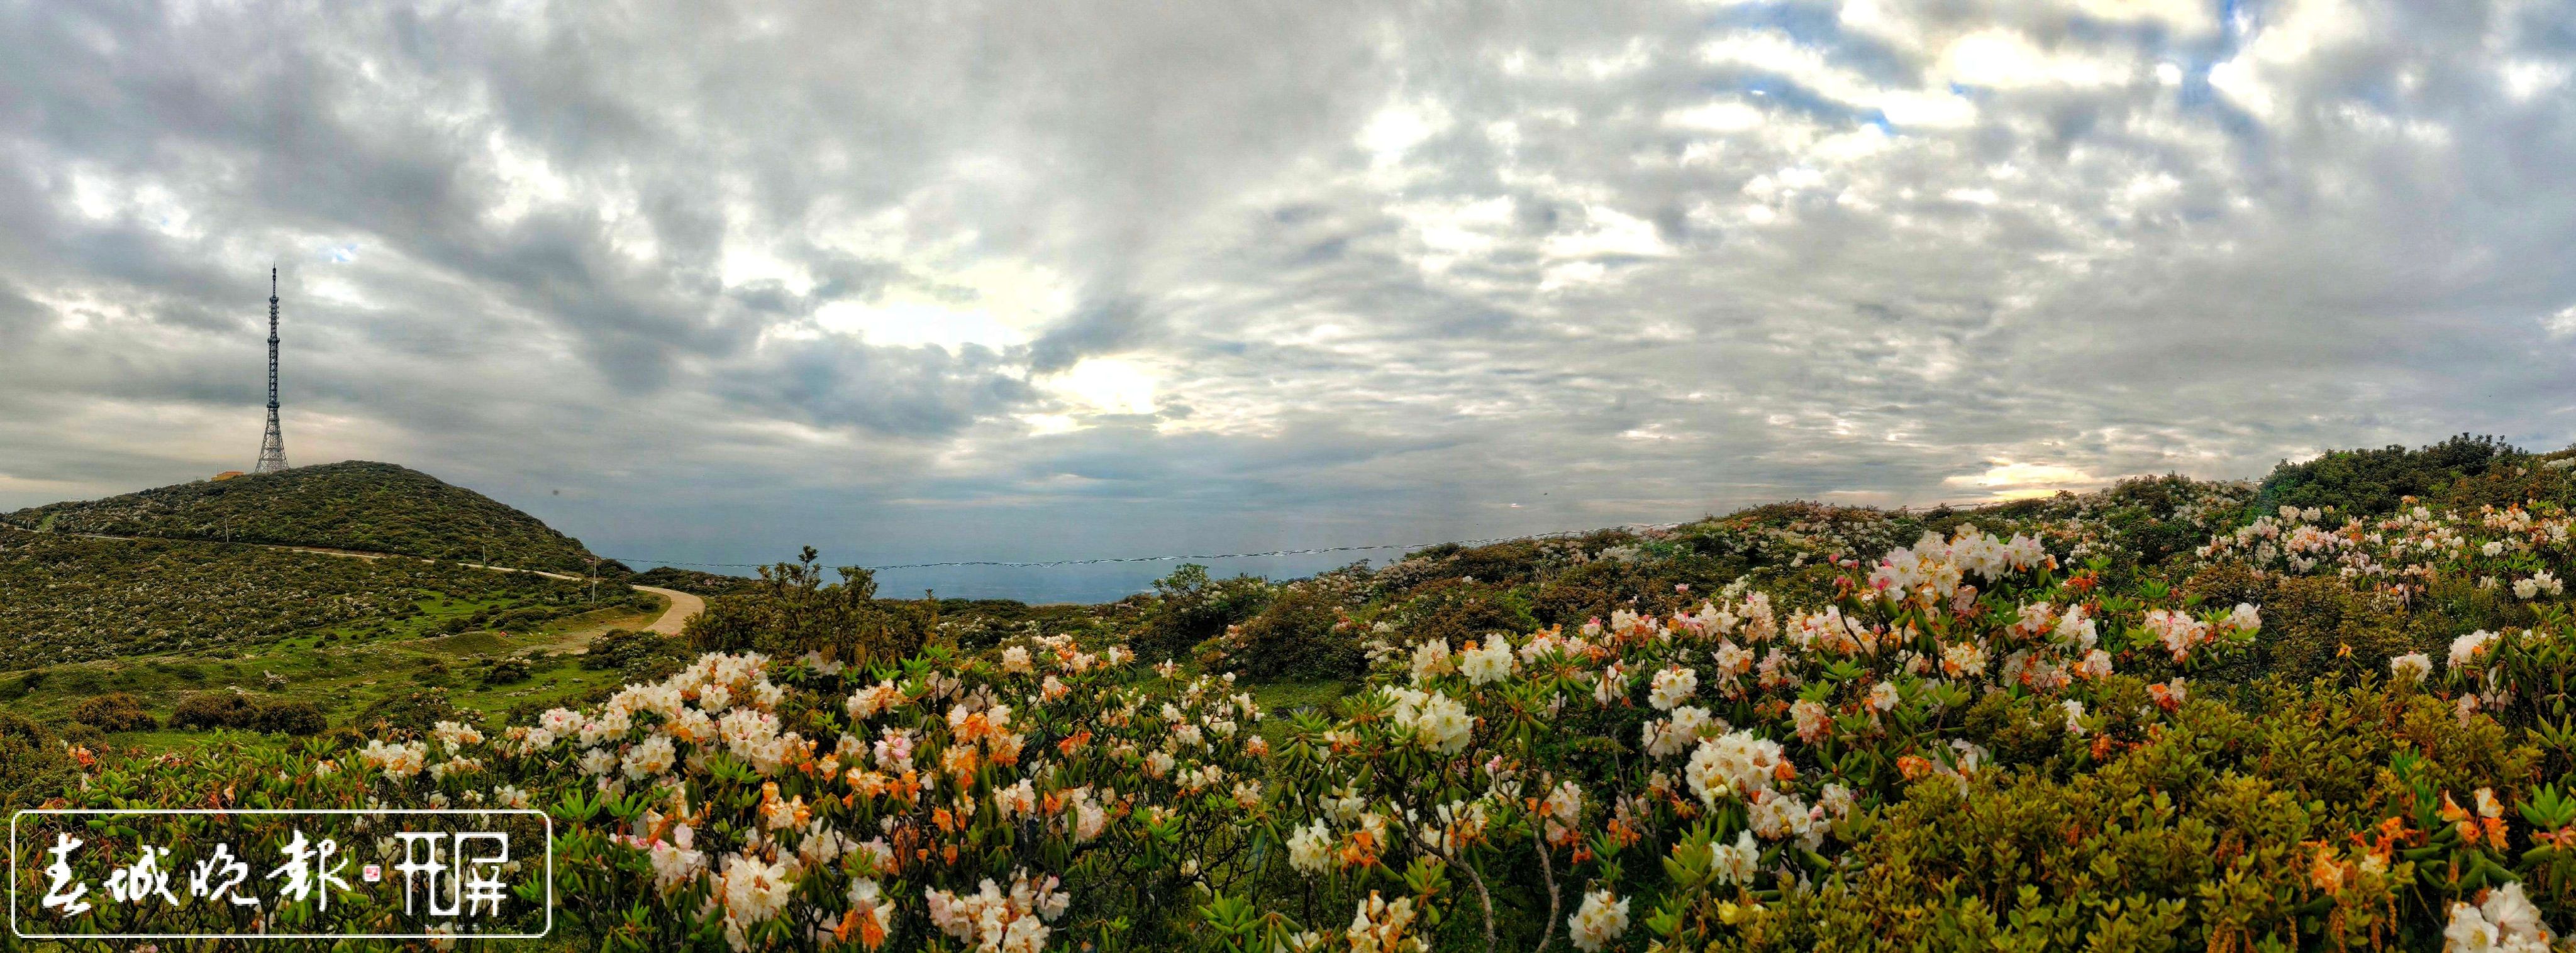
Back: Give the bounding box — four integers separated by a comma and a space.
430, 720, 484, 753
713, 851, 795, 952
1790, 698, 1831, 744
1457, 636, 1516, 685
1410, 639, 1454, 684
1346, 891, 1419, 952
1287, 818, 1334, 874
2515, 570, 2565, 600
1380, 686, 1475, 754
1643, 705, 1714, 757
1685, 729, 1785, 805
1865, 526, 2046, 605
924, 869, 1070, 953
1711, 829, 1761, 884
2453, 630, 2501, 668
358, 739, 427, 782
2390, 652, 2433, 683
1648, 666, 1698, 710
1538, 780, 1582, 845
845, 878, 896, 947
2443, 881, 2553, 952
1566, 889, 1631, 952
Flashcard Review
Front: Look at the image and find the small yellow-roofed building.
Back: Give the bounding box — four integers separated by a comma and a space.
211, 470, 246, 482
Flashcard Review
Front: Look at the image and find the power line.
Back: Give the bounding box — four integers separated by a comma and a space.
606, 521, 1697, 572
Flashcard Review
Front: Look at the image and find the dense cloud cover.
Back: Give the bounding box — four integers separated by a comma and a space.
1, 0, 2571, 600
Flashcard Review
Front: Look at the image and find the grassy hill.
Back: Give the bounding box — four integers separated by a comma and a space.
0, 527, 641, 669
3, 460, 608, 573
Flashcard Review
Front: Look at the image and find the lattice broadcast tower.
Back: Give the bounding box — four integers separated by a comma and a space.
253, 266, 291, 474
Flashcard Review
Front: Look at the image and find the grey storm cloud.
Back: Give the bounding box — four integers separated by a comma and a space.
3, 0, 2574, 599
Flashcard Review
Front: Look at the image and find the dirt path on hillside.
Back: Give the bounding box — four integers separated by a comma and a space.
631, 585, 704, 635
57, 531, 706, 637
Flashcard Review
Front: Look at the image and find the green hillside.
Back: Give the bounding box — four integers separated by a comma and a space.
4, 461, 608, 573
0, 527, 635, 669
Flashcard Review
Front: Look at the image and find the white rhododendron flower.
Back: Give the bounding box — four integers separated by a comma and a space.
926, 870, 1069, 953
1867, 680, 1899, 712
1458, 637, 1515, 685
1288, 818, 1333, 874
1410, 639, 1453, 683
1566, 889, 1630, 952
358, 739, 428, 782
2390, 652, 2433, 683
2224, 602, 2262, 635
1382, 686, 1474, 754
645, 840, 706, 896
621, 734, 677, 780
714, 852, 795, 952
845, 680, 904, 721
994, 778, 1038, 820
1712, 829, 1761, 884
1685, 730, 1784, 804
2054, 605, 2097, 649
1346, 891, 1419, 953
845, 878, 896, 946
1642, 705, 1713, 758
2143, 609, 2211, 663
1748, 790, 1817, 843
1790, 699, 1831, 744
2453, 630, 2501, 668
430, 720, 484, 753
1540, 781, 1582, 844
1648, 666, 1697, 710
2442, 881, 2552, 952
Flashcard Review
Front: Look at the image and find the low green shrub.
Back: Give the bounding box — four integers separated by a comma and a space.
247, 699, 326, 735
482, 656, 532, 686
1201, 584, 1365, 681
352, 688, 458, 735
170, 691, 326, 735
684, 548, 936, 665
0, 712, 72, 809
1131, 563, 1272, 660
69, 691, 156, 732
583, 628, 689, 679
169, 691, 258, 730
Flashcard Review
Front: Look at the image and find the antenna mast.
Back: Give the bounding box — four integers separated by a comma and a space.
253, 267, 291, 474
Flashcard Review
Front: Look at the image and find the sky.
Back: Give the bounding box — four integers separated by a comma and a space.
2, 0, 2572, 602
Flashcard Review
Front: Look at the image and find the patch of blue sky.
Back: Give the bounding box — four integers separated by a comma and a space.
1698, 71, 1873, 128
1697, 1, 1916, 86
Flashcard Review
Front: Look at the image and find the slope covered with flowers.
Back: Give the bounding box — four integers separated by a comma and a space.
21, 441, 2576, 951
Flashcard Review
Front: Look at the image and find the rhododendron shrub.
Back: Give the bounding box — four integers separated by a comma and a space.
1233, 526, 2286, 949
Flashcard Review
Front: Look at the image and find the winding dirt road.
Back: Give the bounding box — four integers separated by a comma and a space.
630, 585, 704, 635
59, 531, 707, 636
